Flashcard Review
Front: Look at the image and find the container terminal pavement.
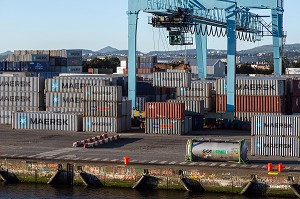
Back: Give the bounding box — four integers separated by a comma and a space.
0, 125, 299, 170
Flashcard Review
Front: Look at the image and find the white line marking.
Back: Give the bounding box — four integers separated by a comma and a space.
179, 162, 187, 165
149, 160, 158, 164
102, 158, 109, 161
219, 164, 227, 167
159, 161, 168, 164
169, 161, 177, 165
92, 158, 100, 161
209, 163, 218, 167
130, 160, 137, 163
251, 165, 259, 168
189, 162, 197, 166
199, 162, 207, 166
230, 164, 237, 167
82, 158, 91, 161
111, 159, 119, 162
139, 160, 147, 163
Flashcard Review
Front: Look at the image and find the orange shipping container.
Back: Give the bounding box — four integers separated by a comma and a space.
216, 95, 286, 113
88, 68, 94, 74
145, 102, 185, 119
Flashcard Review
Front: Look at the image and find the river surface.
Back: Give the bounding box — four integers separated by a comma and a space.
0, 183, 288, 199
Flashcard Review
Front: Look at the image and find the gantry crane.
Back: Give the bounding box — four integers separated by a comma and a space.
128, 0, 284, 114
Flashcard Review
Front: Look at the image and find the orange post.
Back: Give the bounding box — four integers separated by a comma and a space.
124, 156, 130, 165
267, 163, 273, 172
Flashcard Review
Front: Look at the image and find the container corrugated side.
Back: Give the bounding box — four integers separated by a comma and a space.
83, 116, 129, 132
251, 136, 299, 157
216, 78, 287, 96
0, 110, 13, 124
145, 118, 186, 135
45, 78, 110, 92
235, 112, 285, 122
46, 92, 83, 108
145, 102, 185, 119
251, 115, 300, 137
12, 112, 83, 132
153, 72, 191, 88
83, 101, 123, 117
83, 86, 122, 101
0, 106, 44, 111
175, 97, 211, 113
0, 91, 44, 107
46, 107, 82, 113
176, 82, 212, 97
0, 76, 44, 92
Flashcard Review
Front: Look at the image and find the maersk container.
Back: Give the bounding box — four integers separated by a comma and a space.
83, 86, 122, 102
83, 116, 130, 132
12, 111, 83, 132
83, 101, 123, 117
54, 75, 117, 86
0, 91, 44, 107
0, 76, 44, 92
46, 107, 82, 113
45, 78, 110, 92
66, 50, 82, 58
0, 110, 13, 124
27, 62, 49, 72
60, 66, 83, 73
176, 82, 212, 97
46, 92, 83, 108
251, 115, 300, 137
172, 97, 210, 113
153, 72, 191, 88
251, 136, 300, 157
235, 112, 285, 122
185, 138, 247, 163
145, 118, 188, 135
145, 102, 185, 119
216, 77, 287, 96
1, 106, 45, 111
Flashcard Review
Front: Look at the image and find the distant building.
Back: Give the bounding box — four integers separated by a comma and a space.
189, 58, 226, 77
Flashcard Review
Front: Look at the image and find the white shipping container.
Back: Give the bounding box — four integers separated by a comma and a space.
46, 92, 83, 108
83, 116, 130, 132
286, 68, 300, 75
145, 118, 189, 135
0, 106, 44, 111
235, 112, 286, 122
216, 77, 287, 96
0, 110, 13, 124
176, 81, 212, 98
153, 72, 191, 88
120, 61, 127, 67
168, 98, 207, 114
45, 78, 110, 92
46, 107, 82, 113
251, 136, 300, 157
83, 86, 122, 102
0, 91, 44, 107
83, 101, 123, 117
12, 111, 83, 131
0, 76, 44, 92
252, 115, 300, 137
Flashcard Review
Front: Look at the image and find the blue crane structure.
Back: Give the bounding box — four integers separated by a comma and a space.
128, 0, 284, 113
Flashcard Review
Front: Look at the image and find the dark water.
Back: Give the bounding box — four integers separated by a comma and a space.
0, 183, 286, 199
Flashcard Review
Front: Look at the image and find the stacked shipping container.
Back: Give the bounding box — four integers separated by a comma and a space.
153, 71, 192, 88
83, 86, 131, 132
145, 102, 192, 135
0, 76, 45, 124
216, 77, 288, 121
251, 115, 300, 157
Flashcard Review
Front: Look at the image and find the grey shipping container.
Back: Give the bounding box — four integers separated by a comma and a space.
252, 115, 300, 137
0, 106, 45, 111
46, 107, 83, 113
0, 110, 13, 124
12, 111, 83, 131
176, 82, 212, 98
54, 75, 117, 86
60, 66, 83, 73
0, 91, 44, 107
153, 72, 191, 88
66, 58, 83, 66
46, 92, 83, 108
83, 101, 123, 117
251, 136, 300, 157
83, 86, 123, 102
168, 99, 206, 114
145, 118, 190, 135
83, 116, 131, 132
216, 77, 287, 96
45, 78, 110, 92
0, 76, 44, 92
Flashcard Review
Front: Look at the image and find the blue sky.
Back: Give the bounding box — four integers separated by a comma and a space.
0, 0, 297, 53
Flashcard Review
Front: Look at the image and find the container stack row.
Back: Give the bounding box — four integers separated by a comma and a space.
0, 76, 45, 124
251, 115, 300, 157
216, 77, 288, 121
145, 102, 192, 135
83, 86, 131, 133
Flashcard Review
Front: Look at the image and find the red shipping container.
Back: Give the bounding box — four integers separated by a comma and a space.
292, 96, 300, 113
292, 80, 300, 96
216, 95, 286, 113
145, 102, 185, 119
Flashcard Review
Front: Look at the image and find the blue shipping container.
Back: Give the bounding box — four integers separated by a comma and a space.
27, 62, 49, 72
